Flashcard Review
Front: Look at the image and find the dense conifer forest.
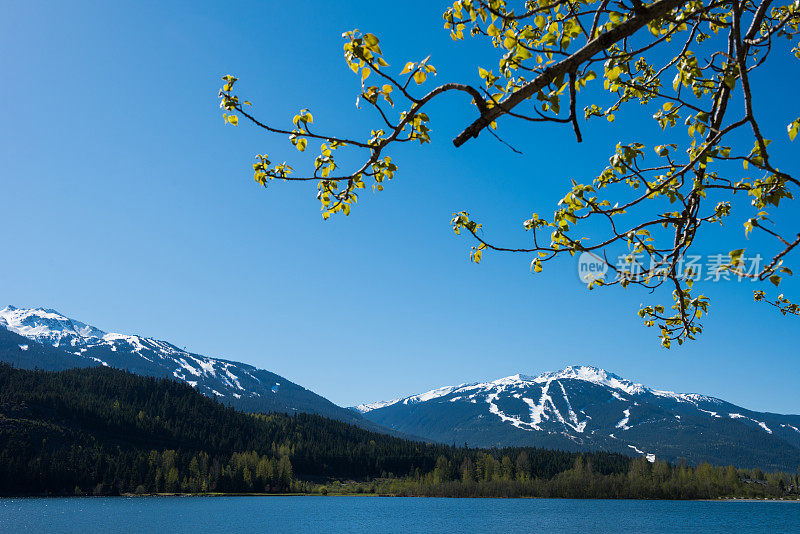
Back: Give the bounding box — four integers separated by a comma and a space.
0, 364, 797, 499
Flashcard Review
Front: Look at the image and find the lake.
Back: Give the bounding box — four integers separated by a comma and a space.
0, 497, 797, 533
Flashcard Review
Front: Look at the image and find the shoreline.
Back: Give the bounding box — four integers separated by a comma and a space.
2, 493, 799, 501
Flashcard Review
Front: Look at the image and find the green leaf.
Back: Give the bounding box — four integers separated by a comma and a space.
363, 33, 379, 48
788, 119, 800, 142
728, 248, 745, 266
607, 67, 622, 81
769, 274, 781, 286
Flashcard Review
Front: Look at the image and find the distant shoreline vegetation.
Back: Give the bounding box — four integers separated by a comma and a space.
40, 493, 800, 501
6, 493, 800, 501
1, 364, 798, 500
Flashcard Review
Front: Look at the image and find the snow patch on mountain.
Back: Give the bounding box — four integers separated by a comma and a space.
558, 381, 587, 433
488, 392, 538, 430
729, 413, 773, 433
616, 408, 631, 430
626, 445, 656, 463
404, 385, 459, 404
353, 399, 402, 413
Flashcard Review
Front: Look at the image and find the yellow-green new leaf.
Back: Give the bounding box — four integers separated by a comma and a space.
788, 118, 800, 142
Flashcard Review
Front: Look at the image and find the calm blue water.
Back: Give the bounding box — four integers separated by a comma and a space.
0, 497, 797, 533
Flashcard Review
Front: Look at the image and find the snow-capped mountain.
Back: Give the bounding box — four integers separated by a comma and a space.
0, 306, 377, 429
354, 366, 800, 471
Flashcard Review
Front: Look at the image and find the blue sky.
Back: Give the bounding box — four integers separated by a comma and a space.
2, 1, 798, 413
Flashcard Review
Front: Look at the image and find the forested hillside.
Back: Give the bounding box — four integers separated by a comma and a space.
0, 364, 797, 499
0, 306, 386, 431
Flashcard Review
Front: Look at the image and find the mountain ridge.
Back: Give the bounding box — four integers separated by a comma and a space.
0, 305, 385, 431
354, 366, 728, 414
3, 305, 798, 470
352, 365, 800, 471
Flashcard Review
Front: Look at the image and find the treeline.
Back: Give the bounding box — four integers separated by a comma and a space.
0, 364, 625, 495
0, 364, 797, 498
327, 454, 799, 500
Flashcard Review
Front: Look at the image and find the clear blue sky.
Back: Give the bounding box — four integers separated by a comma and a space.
2, 1, 798, 413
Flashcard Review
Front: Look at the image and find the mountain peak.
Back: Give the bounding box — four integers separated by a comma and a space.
490, 366, 645, 395
540, 365, 646, 395
0, 305, 107, 345
355, 366, 659, 414
3, 305, 67, 316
